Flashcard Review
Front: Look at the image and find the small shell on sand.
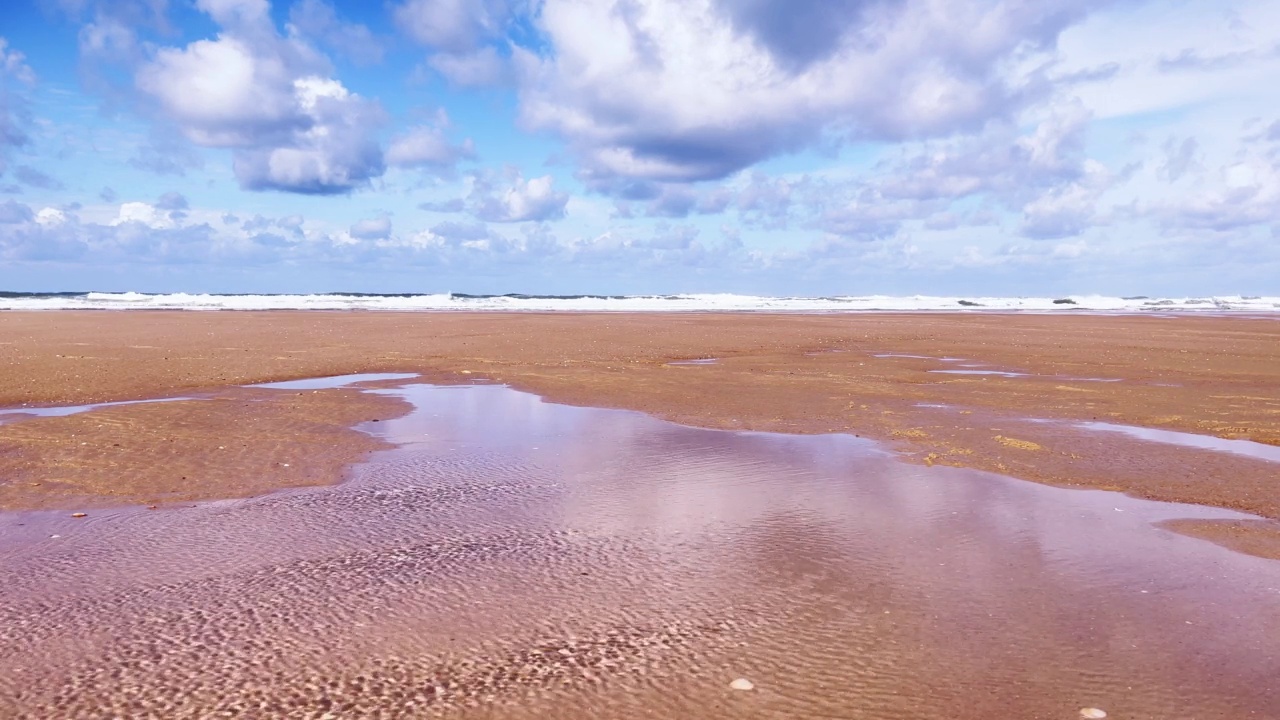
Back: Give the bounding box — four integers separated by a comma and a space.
1080, 708, 1107, 719
729, 678, 754, 691
71, 513, 87, 518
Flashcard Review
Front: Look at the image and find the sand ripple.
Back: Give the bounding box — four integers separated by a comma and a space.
2, 383, 1279, 718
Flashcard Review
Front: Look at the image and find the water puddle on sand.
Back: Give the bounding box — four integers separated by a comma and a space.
929, 369, 1123, 382
0, 373, 417, 426
0, 396, 195, 425
3, 382, 1280, 719
929, 369, 1031, 378
248, 372, 420, 390
1079, 421, 1280, 464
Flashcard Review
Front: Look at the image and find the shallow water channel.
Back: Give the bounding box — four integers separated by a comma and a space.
2, 378, 1279, 718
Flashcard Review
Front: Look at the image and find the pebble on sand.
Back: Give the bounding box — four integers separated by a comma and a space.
71, 513, 87, 518
729, 678, 754, 691
1080, 709, 1107, 719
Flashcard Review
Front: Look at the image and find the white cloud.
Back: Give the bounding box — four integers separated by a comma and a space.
385, 115, 475, 171
429, 47, 509, 87
0, 199, 33, 223
0, 37, 36, 176
36, 207, 69, 226
112, 201, 176, 229
135, 2, 385, 194
0, 38, 36, 85
1020, 160, 1113, 239
393, 0, 507, 53
196, 0, 270, 28
350, 216, 392, 240
516, 0, 1104, 184
1056, 0, 1280, 119
470, 170, 570, 223
288, 0, 384, 66
138, 36, 306, 147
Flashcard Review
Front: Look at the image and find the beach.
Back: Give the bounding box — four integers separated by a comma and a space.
2, 311, 1280, 718
2, 311, 1278, 518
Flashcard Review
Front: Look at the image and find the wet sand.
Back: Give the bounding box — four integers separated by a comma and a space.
1, 311, 1278, 522
3, 312, 1280, 719
3, 381, 1278, 719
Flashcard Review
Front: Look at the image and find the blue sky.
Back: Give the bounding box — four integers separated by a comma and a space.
1, 0, 1278, 295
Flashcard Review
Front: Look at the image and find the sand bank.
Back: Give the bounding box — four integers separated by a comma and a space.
1, 311, 1277, 520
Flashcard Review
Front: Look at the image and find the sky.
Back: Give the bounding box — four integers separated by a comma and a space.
0, 0, 1278, 296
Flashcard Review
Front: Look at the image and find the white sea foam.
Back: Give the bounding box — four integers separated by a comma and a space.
0, 292, 1277, 312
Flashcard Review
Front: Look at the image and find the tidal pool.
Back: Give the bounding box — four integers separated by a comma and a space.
1079, 421, 1280, 464
0, 396, 195, 425
1, 381, 1278, 719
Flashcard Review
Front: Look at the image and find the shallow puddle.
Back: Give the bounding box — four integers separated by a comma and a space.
2, 382, 1279, 719
1079, 421, 1280, 463
0, 396, 195, 425
929, 369, 1030, 377
248, 372, 420, 390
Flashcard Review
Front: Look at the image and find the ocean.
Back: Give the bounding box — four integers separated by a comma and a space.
1, 291, 1277, 312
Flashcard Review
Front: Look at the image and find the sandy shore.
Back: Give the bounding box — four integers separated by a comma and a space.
1, 312, 1278, 532
4, 311, 1280, 718
7, 381, 1278, 718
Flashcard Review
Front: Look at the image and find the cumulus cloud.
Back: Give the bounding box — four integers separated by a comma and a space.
878, 102, 1094, 203
135, 0, 385, 194
470, 169, 569, 222
1020, 160, 1112, 238
112, 201, 177, 228
155, 191, 189, 210
1164, 156, 1280, 232
0, 38, 36, 177
394, 0, 508, 53
736, 173, 798, 228
1159, 137, 1200, 182
55, 0, 173, 71
395, 0, 513, 86
12, 166, 63, 190
288, 0, 385, 66
426, 220, 497, 249
743, 101, 1113, 243
419, 198, 466, 213
631, 185, 735, 219
516, 0, 1107, 185
129, 130, 205, 177
429, 47, 510, 87
385, 113, 476, 172
0, 199, 33, 223
350, 216, 392, 240
35, 207, 70, 226
564, 221, 746, 272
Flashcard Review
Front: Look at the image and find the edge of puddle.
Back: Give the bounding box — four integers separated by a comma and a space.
5, 371, 1280, 564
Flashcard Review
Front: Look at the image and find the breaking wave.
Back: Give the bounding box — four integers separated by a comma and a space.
0, 291, 1277, 312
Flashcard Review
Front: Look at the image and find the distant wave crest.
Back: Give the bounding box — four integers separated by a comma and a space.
0, 292, 1276, 312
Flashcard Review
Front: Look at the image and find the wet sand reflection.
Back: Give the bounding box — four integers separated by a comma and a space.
2, 382, 1278, 718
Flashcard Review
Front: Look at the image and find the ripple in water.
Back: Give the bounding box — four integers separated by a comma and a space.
2, 383, 1279, 719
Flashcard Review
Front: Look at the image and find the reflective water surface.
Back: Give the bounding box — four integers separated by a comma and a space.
0, 396, 195, 425
666, 358, 720, 366
2, 382, 1279, 719
249, 372, 421, 390
1079, 421, 1280, 464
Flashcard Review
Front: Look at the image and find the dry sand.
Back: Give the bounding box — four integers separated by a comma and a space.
1, 311, 1278, 551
